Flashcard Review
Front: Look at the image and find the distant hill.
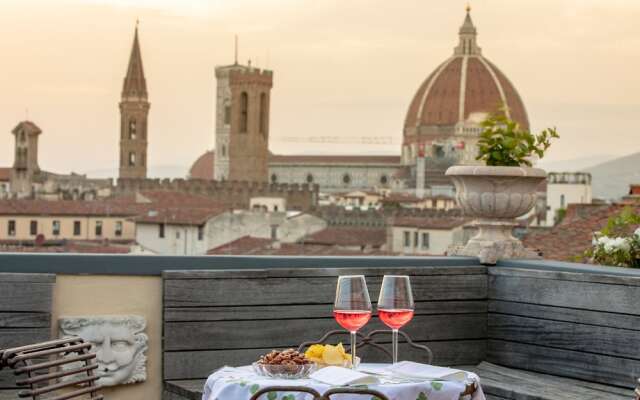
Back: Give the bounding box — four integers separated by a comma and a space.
585, 152, 640, 200
537, 154, 616, 173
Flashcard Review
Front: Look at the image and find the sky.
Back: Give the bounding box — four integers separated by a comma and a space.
1, 0, 639, 176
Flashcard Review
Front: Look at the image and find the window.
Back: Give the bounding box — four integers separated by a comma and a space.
342, 173, 351, 185
560, 194, 566, 208
8, 220, 15, 237
95, 221, 103, 237
52, 220, 60, 236
222, 145, 226, 158
129, 152, 136, 166
115, 221, 123, 237
224, 104, 231, 125
403, 231, 411, 247
159, 223, 165, 238
306, 174, 314, 184
274, 205, 279, 212
240, 92, 249, 133
422, 232, 430, 249
129, 119, 137, 140
30, 220, 37, 236
270, 173, 278, 183
380, 175, 388, 185
198, 225, 204, 241
259, 93, 267, 134
414, 231, 419, 247
73, 221, 81, 236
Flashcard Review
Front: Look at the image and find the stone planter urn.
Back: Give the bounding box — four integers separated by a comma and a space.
445, 165, 546, 265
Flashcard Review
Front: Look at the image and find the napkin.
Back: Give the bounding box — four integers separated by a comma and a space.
310, 366, 380, 386
386, 361, 467, 382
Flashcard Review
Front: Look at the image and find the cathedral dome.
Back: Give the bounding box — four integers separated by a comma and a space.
403, 9, 529, 144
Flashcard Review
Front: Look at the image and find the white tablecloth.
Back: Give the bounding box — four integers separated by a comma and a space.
202, 363, 486, 400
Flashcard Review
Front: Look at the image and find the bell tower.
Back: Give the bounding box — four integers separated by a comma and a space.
214, 61, 273, 183
10, 121, 42, 197
119, 23, 150, 179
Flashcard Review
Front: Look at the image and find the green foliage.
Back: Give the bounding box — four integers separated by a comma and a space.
476, 107, 559, 167
554, 208, 567, 225
585, 207, 640, 268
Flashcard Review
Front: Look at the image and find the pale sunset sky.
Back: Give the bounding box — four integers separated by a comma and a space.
0, 0, 639, 176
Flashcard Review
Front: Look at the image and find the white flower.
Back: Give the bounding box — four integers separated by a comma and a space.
604, 237, 630, 253
635, 227, 640, 239
596, 236, 611, 246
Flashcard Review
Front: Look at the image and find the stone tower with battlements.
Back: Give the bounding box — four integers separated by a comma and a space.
214, 62, 272, 183
119, 24, 150, 179
10, 121, 42, 197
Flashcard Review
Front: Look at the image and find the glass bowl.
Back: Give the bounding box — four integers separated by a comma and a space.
252, 362, 317, 379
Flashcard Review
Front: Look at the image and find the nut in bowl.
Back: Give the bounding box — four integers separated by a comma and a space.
253, 349, 317, 379
304, 343, 360, 369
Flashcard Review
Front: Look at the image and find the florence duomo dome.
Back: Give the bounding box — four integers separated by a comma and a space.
402, 6, 529, 168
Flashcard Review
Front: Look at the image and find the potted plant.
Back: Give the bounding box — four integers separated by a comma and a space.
446, 110, 559, 264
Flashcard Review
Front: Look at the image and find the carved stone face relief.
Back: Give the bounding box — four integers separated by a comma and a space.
58, 315, 148, 386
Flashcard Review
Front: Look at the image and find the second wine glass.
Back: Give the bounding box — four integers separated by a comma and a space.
377, 275, 414, 364
333, 275, 372, 370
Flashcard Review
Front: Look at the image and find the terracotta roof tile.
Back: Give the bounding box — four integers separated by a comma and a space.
0, 168, 11, 181
523, 203, 640, 262
304, 227, 387, 247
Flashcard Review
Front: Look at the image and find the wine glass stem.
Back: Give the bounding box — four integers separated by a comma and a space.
392, 329, 398, 364
350, 331, 357, 370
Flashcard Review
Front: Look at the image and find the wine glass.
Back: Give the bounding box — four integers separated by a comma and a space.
333, 275, 372, 370
377, 275, 415, 364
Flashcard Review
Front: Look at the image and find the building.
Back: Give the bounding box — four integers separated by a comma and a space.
0, 199, 136, 242
213, 63, 272, 183
119, 24, 150, 179
0, 168, 10, 196
545, 172, 592, 226
388, 215, 469, 255
190, 8, 530, 196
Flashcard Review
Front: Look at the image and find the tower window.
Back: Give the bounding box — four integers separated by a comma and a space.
342, 173, 351, 185
240, 92, 249, 133
129, 152, 136, 166
259, 93, 267, 135
129, 119, 137, 140
224, 104, 231, 125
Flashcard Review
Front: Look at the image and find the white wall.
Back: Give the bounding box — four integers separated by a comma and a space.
135, 223, 206, 255
390, 226, 463, 255
546, 183, 592, 226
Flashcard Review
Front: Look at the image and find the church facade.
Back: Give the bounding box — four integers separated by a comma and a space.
190, 8, 530, 195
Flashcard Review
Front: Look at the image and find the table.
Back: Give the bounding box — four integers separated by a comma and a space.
202, 363, 486, 400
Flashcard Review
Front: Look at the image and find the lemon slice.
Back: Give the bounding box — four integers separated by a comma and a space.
322, 344, 344, 365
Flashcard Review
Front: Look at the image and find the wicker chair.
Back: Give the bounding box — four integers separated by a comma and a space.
0, 337, 103, 400
249, 386, 389, 400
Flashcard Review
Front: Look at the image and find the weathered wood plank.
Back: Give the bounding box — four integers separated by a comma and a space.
487, 340, 640, 389
489, 266, 640, 287
468, 362, 633, 400
0, 282, 53, 312
0, 312, 50, 328
0, 273, 55, 283
0, 327, 51, 349
163, 266, 487, 279
165, 274, 488, 307
488, 314, 640, 360
165, 300, 488, 322
164, 340, 486, 380
489, 300, 640, 331
489, 274, 640, 315
165, 314, 486, 351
